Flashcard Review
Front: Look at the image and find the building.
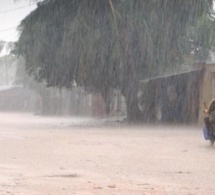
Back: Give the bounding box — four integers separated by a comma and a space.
0, 85, 37, 112
198, 63, 215, 125
139, 63, 215, 125
0, 84, 126, 118
140, 68, 204, 124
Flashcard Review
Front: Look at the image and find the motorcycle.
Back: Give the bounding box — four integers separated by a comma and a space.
203, 99, 215, 145
203, 119, 215, 145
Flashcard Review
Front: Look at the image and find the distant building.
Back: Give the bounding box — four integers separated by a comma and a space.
0, 84, 126, 118
0, 85, 37, 112
139, 63, 215, 125
139, 68, 203, 124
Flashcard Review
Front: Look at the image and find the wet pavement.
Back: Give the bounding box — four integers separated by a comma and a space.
0, 112, 213, 195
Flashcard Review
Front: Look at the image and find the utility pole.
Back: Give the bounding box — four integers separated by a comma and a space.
4, 56, 8, 85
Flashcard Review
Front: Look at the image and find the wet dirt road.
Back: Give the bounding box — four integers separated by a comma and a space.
0, 112, 213, 195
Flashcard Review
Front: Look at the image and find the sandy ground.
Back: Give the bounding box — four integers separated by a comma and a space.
0, 112, 214, 195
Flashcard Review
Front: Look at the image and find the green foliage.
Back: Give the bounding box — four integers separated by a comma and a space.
15, 0, 212, 121
17, 0, 212, 85
182, 14, 215, 62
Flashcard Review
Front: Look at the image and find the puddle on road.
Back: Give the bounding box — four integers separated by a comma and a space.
43, 174, 79, 178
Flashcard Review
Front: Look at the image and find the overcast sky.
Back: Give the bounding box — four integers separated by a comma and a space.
0, 0, 38, 42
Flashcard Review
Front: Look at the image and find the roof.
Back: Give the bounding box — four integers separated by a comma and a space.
0, 85, 23, 92
140, 68, 203, 84
0, 42, 14, 58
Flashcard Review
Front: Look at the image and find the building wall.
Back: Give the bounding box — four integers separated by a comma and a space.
140, 69, 204, 124
198, 64, 215, 125
0, 85, 127, 118
0, 86, 38, 112
34, 87, 126, 118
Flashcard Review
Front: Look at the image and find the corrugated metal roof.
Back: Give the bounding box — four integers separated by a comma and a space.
0, 85, 23, 92
140, 68, 203, 84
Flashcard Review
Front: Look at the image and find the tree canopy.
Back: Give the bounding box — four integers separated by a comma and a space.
16, 0, 213, 121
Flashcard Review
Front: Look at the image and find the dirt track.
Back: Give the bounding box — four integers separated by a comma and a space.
0, 112, 214, 195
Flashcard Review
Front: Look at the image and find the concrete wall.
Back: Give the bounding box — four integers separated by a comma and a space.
198, 64, 215, 125
0, 85, 126, 118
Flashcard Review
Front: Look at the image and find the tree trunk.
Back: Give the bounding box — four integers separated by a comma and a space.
122, 79, 142, 123
101, 88, 111, 116
124, 92, 142, 123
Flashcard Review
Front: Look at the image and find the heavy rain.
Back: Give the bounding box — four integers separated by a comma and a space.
0, 0, 215, 194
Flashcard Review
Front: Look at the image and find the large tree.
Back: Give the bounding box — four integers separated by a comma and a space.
182, 14, 215, 63
16, 0, 212, 122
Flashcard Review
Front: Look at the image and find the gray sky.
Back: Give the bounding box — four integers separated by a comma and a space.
0, 0, 37, 42
0, 0, 214, 42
